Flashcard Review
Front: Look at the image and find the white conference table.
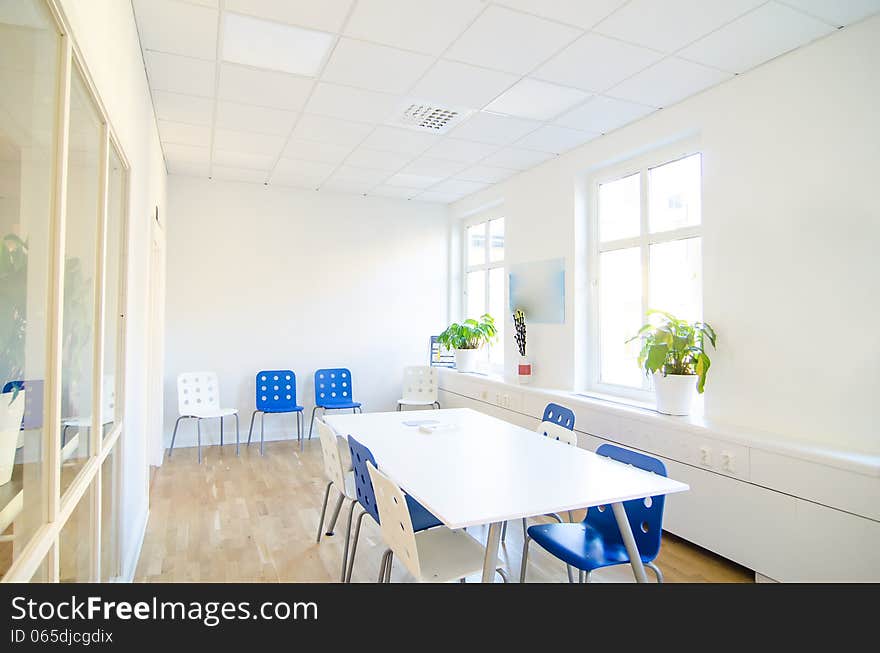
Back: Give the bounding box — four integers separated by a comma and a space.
326, 408, 689, 583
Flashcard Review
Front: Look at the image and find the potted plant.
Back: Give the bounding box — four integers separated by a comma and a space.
437, 314, 497, 373
513, 309, 531, 384
627, 310, 717, 416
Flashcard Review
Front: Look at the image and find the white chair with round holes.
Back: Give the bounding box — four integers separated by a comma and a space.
61, 374, 116, 452
315, 419, 357, 581
396, 366, 440, 411
168, 371, 239, 464
368, 462, 508, 584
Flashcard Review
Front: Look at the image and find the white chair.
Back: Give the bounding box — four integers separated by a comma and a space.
61, 374, 116, 450
168, 371, 239, 464
368, 462, 508, 583
314, 418, 357, 582
396, 366, 440, 411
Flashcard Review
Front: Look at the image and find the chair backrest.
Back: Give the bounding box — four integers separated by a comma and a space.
177, 371, 220, 416
536, 420, 578, 447
367, 461, 421, 580
315, 419, 347, 490
542, 402, 575, 430
2, 380, 43, 430
585, 443, 667, 563
314, 368, 354, 407
401, 366, 438, 403
348, 435, 380, 523
255, 370, 298, 412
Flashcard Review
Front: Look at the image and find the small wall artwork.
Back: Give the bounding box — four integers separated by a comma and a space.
508, 258, 565, 324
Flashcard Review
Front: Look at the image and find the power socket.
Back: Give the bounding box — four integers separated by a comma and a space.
720, 451, 734, 473
699, 445, 712, 467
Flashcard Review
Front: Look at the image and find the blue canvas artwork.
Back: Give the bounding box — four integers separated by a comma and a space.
508, 258, 565, 324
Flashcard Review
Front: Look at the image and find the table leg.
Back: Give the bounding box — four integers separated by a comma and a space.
481, 522, 502, 583
611, 502, 648, 583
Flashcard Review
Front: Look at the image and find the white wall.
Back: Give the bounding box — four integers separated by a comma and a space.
164, 178, 449, 447
59, 0, 167, 579
451, 16, 880, 454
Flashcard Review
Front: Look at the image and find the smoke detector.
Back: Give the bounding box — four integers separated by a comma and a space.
390, 99, 471, 134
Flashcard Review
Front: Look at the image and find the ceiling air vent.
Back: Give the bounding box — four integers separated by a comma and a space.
392, 99, 470, 134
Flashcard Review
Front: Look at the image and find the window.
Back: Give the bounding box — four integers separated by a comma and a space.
463, 216, 505, 370
589, 151, 702, 398
0, 0, 129, 583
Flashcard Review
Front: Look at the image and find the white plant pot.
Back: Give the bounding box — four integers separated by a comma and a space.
454, 348, 479, 373
653, 373, 696, 416
0, 391, 26, 486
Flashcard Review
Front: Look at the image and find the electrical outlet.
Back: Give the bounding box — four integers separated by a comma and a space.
720, 451, 734, 473
480, 389, 488, 400
699, 446, 712, 467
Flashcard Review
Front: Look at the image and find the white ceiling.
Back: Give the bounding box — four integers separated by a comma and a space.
132, 0, 880, 204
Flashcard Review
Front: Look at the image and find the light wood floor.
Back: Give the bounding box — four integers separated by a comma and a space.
136, 439, 754, 583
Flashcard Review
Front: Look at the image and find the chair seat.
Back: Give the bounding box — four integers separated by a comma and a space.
62, 416, 114, 428
528, 522, 653, 572
261, 405, 303, 413
397, 398, 436, 406
186, 407, 238, 419
317, 401, 361, 410
405, 495, 443, 532
413, 527, 487, 583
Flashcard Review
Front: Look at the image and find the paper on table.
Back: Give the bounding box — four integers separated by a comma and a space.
418, 423, 457, 433
402, 419, 440, 427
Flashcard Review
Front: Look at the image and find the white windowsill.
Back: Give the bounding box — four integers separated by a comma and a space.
438, 368, 880, 478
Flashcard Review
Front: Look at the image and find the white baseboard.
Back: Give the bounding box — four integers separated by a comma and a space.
118, 506, 149, 583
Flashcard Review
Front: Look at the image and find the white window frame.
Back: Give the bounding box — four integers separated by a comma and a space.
586, 139, 702, 402
461, 212, 505, 373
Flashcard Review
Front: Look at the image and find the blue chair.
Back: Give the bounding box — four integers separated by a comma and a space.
308, 368, 361, 440
542, 402, 575, 430
247, 370, 304, 455
344, 435, 442, 583
520, 443, 667, 583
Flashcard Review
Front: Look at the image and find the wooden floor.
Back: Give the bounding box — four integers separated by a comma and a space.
136, 439, 754, 583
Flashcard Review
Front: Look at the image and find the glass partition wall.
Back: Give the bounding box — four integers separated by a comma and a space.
0, 0, 129, 583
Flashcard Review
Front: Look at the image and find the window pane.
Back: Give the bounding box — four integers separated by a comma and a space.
466, 270, 485, 320
598, 173, 640, 242
59, 482, 94, 582
60, 66, 103, 495
648, 153, 701, 233
466, 222, 486, 267
488, 218, 504, 263
488, 267, 504, 367
599, 247, 643, 387
0, 0, 60, 579
100, 441, 119, 581
649, 237, 702, 322
102, 147, 124, 441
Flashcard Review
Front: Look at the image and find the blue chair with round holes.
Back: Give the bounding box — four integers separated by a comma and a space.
342, 435, 441, 583
542, 402, 575, 430
247, 370, 304, 455
308, 368, 361, 440
520, 443, 668, 584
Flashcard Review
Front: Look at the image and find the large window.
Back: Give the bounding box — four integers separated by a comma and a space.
463, 216, 505, 370
1, 0, 129, 583
590, 150, 702, 398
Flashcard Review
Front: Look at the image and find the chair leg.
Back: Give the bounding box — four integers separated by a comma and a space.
434, 401, 440, 409
501, 520, 508, 542
646, 562, 664, 583
316, 482, 332, 543
308, 406, 319, 439
384, 551, 393, 582
297, 412, 303, 450
234, 412, 240, 456
396, 403, 401, 412
340, 499, 356, 582
496, 568, 510, 583
579, 569, 586, 583
197, 418, 202, 464
520, 534, 531, 583
260, 411, 265, 456
62, 424, 69, 447
168, 416, 185, 457
521, 517, 528, 540
220, 414, 224, 447
247, 411, 258, 447
326, 491, 344, 536
378, 550, 392, 583
345, 509, 368, 583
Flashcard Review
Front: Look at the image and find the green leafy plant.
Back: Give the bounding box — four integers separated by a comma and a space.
1, 234, 28, 400
627, 310, 717, 393
437, 314, 497, 350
